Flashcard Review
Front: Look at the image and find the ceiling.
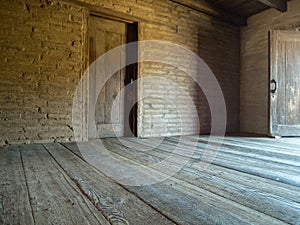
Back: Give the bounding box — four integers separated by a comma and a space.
208, 0, 271, 18
171, 0, 288, 25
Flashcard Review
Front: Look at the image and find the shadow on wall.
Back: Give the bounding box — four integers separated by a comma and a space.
197, 20, 240, 133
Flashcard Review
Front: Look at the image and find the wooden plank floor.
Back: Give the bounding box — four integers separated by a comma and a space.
1, 136, 300, 225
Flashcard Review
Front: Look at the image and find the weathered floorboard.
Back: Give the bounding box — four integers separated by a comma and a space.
167, 135, 300, 165
104, 138, 300, 225
1, 136, 300, 225
186, 135, 300, 159
225, 136, 300, 152
113, 137, 300, 201
0, 146, 34, 225
66, 139, 288, 225
20, 144, 110, 225
113, 139, 300, 199
44, 142, 175, 225
126, 136, 300, 187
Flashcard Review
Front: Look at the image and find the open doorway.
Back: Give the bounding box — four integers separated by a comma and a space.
88, 15, 138, 139
269, 30, 300, 137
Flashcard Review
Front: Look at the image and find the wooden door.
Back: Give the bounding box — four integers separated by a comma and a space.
270, 30, 300, 137
89, 16, 126, 138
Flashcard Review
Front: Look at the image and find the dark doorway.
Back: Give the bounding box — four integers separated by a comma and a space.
124, 22, 138, 137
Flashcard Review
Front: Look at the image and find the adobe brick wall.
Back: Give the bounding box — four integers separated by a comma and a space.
0, 0, 240, 145
240, 0, 300, 135
0, 0, 85, 145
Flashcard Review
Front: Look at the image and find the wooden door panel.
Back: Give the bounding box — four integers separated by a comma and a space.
286, 41, 300, 125
270, 30, 300, 136
275, 40, 286, 125
103, 31, 125, 124
89, 16, 126, 138
94, 29, 105, 124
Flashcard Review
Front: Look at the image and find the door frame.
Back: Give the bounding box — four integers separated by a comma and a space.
78, 12, 138, 141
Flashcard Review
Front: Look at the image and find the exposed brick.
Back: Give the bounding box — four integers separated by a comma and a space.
0, 0, 239, 144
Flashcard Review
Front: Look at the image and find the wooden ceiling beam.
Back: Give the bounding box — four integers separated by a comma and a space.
256, 0, 287, 12
169, 0, 246, 26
